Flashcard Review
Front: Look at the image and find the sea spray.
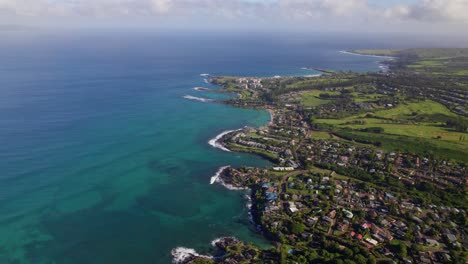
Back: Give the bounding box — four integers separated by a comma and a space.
208, 129, 242, 152
171, 247, 212, 264
193, 87, 213, 91
183, 95, 214, 103
210, 166, 230, 185
209, 166, 247, 191
244, 193, 254, 224
172, 237, 239, 263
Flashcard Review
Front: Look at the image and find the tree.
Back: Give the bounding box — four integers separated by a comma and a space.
354, 254, 367, 264
288, 222, 305, 235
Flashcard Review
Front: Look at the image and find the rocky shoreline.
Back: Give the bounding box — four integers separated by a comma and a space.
171, 237, 267, 264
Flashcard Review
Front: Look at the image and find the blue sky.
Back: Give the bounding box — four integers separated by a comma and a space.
0, 0, 467, 33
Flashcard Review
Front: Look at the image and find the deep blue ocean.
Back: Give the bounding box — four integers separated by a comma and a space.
0, 30, 439, 263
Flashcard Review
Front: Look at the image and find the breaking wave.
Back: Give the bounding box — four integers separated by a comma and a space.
183, 95, 214, 103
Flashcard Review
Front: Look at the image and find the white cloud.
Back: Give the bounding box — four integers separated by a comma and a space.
150, 0, 172, 14
0, 0, 467, 29
385, 0, 468, 22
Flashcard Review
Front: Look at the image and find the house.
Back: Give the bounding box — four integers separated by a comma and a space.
446, 234, 457, 243
288, 202, 299, 213
425, 238, 439, 247
365, 238, 379, 246
361, 222, 372, 229
343, 209, 353, 219
266, 192, 277, 201
273, 167, 294, 171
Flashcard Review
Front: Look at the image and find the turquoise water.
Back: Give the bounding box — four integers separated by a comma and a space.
0, 31, 389, 263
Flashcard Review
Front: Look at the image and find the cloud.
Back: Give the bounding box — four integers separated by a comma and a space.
0, 0, 467, 28
385, 0, 468, 22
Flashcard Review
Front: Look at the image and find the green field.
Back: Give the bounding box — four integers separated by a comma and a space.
300, 90, 341, 106
350, 92, 386, 103
374, 100, 456, 118
310, 131, 333, 140
286, 78, 351, 90
356, 48, 468, 76
399, 48, 468, 59
351, 49, 399, 56
314, 100, 468, 161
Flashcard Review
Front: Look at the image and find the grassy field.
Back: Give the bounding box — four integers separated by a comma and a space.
286, 78, 351, 90
351, 92, 386, 103
355, 48, 468, 76
313, 100, 468, 161
351, 49, 399, 56
375, 100, 456, 118
310, 131, 333, 140
300, 90, 341, 107
399, 48, 468, 59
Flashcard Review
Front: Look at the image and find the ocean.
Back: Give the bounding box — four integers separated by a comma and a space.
0, 30, 412, 263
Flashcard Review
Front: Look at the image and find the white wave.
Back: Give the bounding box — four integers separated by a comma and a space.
210, 237, 239, 247
210, 166, 231, 185
204, 79, 210, 84
171, 247, 212, 264
216, 179, 248, 191
183, 95, 214, 103
304, 74, 322, 78
209, 165, 247, 190
200, 73, 210, 77
210, 238, 223, 247
193, 87, 212, 91
339, 50, 395, 60
379, 64, 390, 72
244, 193, 254, 223
208, 129, 240, 152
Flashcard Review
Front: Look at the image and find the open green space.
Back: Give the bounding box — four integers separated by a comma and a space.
351, 49, 399, 56
313, 100, 468, 162
300, 90, 341, 107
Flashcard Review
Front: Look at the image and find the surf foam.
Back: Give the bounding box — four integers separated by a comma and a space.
208, 129, 241, 152
183, 95, 214, 103
210, 166, 231, 185
171, 247, 212, 264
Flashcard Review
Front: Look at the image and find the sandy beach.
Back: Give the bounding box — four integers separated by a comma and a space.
266, 109, 275, 127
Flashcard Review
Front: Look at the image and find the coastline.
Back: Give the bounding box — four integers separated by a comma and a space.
266, 109, 275, 127
339, 50, 395, 60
